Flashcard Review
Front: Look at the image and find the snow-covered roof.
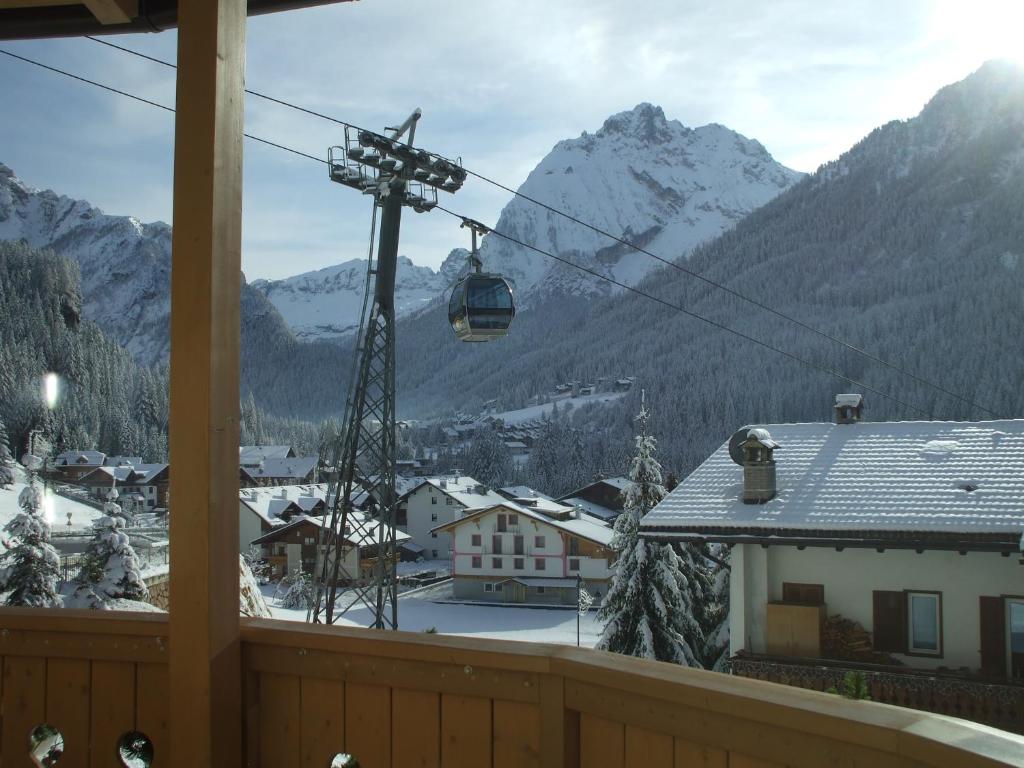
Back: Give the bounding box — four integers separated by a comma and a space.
252, 511, 410, 548
433, 503, 613, 547
54, 450, 105, 467
241, 456, 317, 481
642, 419, 1024, 539
239, 445, 294, 465
239, 483, 330, 526
499, 485, 553, 501
80, 463, 168, 485
500, 577, 578, 589
103, 456, 143, 467
406, 476, 512, 510
834, 394, 864, 408
560, 497, 618, 521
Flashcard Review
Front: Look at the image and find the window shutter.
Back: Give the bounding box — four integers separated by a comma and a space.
872, 590, 907, 652
980, 596, 1006, 677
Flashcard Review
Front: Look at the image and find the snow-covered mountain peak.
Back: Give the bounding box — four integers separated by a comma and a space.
596, 103, 679, 144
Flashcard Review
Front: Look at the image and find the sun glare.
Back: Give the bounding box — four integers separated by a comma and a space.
929, 0, 1024, 66
43, 372, 59, 409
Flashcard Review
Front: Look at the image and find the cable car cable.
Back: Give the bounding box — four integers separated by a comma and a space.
76, 35, 997, 416
436, 205, 932, 418
0, 46, 965, 419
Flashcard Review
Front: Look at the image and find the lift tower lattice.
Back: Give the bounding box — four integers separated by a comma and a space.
309, 110, 466, 628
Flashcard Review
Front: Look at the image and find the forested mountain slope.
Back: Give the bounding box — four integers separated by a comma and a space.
393, 61, 1024, 475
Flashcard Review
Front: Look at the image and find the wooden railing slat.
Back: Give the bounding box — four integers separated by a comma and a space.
135, 663, 169, 766
580, 713, 623, 768
440, 693, 492, 768
299, 677, 344, 768
258, 672, 300, 768
345, 682, 391, 768
673, 738, 727, 768
494, 700, 541, 768
45, 658, 90, 768
2, 656, 45, 768
392, 688, 440, 768
624, 725, 672, 768
88, 661, 135, 768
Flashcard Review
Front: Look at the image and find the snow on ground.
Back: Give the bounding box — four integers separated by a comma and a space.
262, 581, 603, 648
495, 392, 627, 426
0, 465, 103, 532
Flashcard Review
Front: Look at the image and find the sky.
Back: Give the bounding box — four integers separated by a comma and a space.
1, 0, 1022, 281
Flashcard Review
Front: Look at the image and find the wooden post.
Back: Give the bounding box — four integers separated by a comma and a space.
168, 0, 245, 766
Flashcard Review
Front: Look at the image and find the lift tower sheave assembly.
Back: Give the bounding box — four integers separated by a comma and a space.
310, 110, 464, 629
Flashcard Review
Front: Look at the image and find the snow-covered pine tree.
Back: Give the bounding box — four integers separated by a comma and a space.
0, 417, 14, 488
597, 395, 703, 665
466, 429, 513, 488
0, 471, 61, 607
703, 546, 731, 671
278, 567, 314, 609
74, 488, 149, 607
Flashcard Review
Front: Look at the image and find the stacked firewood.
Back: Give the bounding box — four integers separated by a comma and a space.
822, 615, 902, 666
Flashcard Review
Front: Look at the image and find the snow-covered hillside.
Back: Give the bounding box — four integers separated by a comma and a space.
477, 103, 804, 297
0, 163, 173, 363
252, 249, 469, 341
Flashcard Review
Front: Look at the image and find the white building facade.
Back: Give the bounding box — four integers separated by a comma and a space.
399, 476, 510, 560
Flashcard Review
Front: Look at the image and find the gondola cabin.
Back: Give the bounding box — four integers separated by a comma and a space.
448, 273, 515, 341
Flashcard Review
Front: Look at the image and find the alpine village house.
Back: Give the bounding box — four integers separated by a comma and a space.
0, 2, 1021, 767
641, 394, 1024, 733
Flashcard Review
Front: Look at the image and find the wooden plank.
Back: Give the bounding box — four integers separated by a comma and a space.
624, 724, 672, 768
90, 661, 135, 768
45, 658, 91, 768
440, 694, 491, 768
82, 0, 137, 24
580, 713, 623, 768
392, 688, 440, 768
344, 683, 391, 768
729, 755, 785, 768
538, 674, 565, 768
674, 738, 727, 768
244, 643, 540, 703
300, 677, 344, 768
493, 700, 541, 768
167, 0, 246, 766
2, 656, 46, 766
135, 663, 169, 766
258, 673, 300, 768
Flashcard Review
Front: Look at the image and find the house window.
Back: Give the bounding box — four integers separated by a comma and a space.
569, 558, 580, 571
495, 582, 503, 592
431, 513, 438, 522
907, 592, 941, 655
535, 558, 546, 571
432, 550, 439, 558
492, 535, 503, 554
472, 556, 482, 569
537, 587, 545, 595
431, 497, 437, 505
431, 533, 437, 538
497, 514, 507, 532
508, 514, 518, 526
514, 558, 524, 570
446, 497, 453, 505
535, 535, 545, 548
304, 537, 315, 545
471, 534, 481, 547
569, 538, 580, 556
492, 557, 502, 569
484, 583, 493, 593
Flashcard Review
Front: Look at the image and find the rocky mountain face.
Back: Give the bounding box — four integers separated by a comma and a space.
0, 164, 173, 363
475, 103, 803, 299
252, 249, 469, 341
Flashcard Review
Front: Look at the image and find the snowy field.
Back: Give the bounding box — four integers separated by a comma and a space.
0, 465, 102, 532
495, 391, 627, 426
263, 581, 602, 648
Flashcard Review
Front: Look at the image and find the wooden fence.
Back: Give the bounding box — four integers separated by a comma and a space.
2, 609, 1023, 767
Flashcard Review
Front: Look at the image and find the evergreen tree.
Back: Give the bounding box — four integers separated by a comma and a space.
465, 429, 513, 488
703, 547, 731, 671
0, 469, 61, 607
597, 396, 703, 665
278, 567, 314, 609
0, 417, 13, 489
74, 487, 149, 607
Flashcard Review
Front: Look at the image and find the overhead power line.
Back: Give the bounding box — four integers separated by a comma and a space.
76, 35, 999, 418
0, 45, 965, 419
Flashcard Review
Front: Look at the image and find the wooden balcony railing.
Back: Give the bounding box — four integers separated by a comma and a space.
2, 607, 1023, 767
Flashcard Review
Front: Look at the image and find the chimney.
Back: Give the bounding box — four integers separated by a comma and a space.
741, 428, 779, 504
834, 393, 865, 424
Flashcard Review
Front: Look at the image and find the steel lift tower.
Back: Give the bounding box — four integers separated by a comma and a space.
310, 110, 466, 628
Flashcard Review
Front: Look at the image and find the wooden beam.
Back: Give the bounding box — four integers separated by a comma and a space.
168, 0, 245, 766
82, 0, 137, 24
